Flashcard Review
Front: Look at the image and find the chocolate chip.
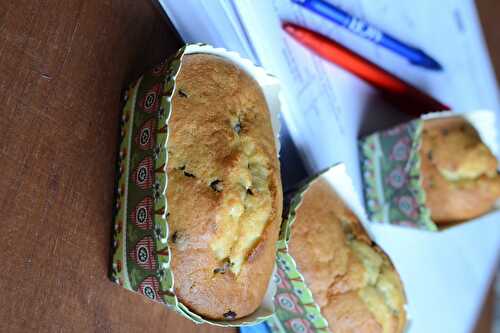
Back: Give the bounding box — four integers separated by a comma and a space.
171, 231, 188, 250
213, 258, 231, 274
213, 267, 225, 274
441, 128, 449, 136
171, 231, 179, 244
246, 188, 254, 195
178, 89, 188, 98
183, 171, 195, 178
233, 121, 241, 134
459, 126, 466, 132
210, 180, 223, 192
427, 150, 433, 161
177, 165, 195, 177
223, 311, 237, 320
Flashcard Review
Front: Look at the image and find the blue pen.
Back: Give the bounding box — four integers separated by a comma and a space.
291, 0, 443, 70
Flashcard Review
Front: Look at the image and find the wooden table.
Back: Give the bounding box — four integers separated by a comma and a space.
0, 0, 497, 332
0, 1, 233, 332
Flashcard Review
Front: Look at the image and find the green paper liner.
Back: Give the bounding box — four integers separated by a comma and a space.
266, 172, 331, 333
359, 111, 499, 231
110, 43, 283, 326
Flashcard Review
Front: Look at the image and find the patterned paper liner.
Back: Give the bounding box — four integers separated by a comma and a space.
266, 171, 332, 333
110, 43, 283, 326
266, 163, 409, 333
359, 111, 499, 231
267, 164, 358, 333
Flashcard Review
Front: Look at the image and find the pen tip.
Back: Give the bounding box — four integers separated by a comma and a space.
282, 22, 295, 33
423, 58, 443, 71
430, 61, 443, 71
411, 53, 443, 71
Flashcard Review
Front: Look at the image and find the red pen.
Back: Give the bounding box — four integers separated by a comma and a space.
282, 22, 450, 116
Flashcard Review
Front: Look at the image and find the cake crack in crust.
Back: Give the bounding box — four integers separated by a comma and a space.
166, 54, 282, 319
289, 180, 406, 333
210, 134, 274, 275
420, 118, 500, 223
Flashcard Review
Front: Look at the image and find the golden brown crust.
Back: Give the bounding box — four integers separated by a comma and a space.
289, 179, 406, 333
166, 54, 283, 319
420, 117, 500, 223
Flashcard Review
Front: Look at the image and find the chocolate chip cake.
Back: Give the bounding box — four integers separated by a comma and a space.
289, 179, 407, 333
166, 54, 283, 320
420, 117, 500, 223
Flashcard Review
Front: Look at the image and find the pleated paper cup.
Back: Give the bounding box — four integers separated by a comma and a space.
110, 43, 284, 326
359, 110, 499, 231
268, 163, 408, 333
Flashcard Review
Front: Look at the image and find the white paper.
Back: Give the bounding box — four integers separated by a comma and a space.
159, 1, 500, 332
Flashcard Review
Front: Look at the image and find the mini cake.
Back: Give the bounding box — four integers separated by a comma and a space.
420, 117, 500, 223
289, 179, 407, 333
166, 54, 283, 320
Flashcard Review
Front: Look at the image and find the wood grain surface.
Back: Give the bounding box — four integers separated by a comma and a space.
477, 0, 500, 85
0, 1, 234, 332
475, 3, 499, 332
